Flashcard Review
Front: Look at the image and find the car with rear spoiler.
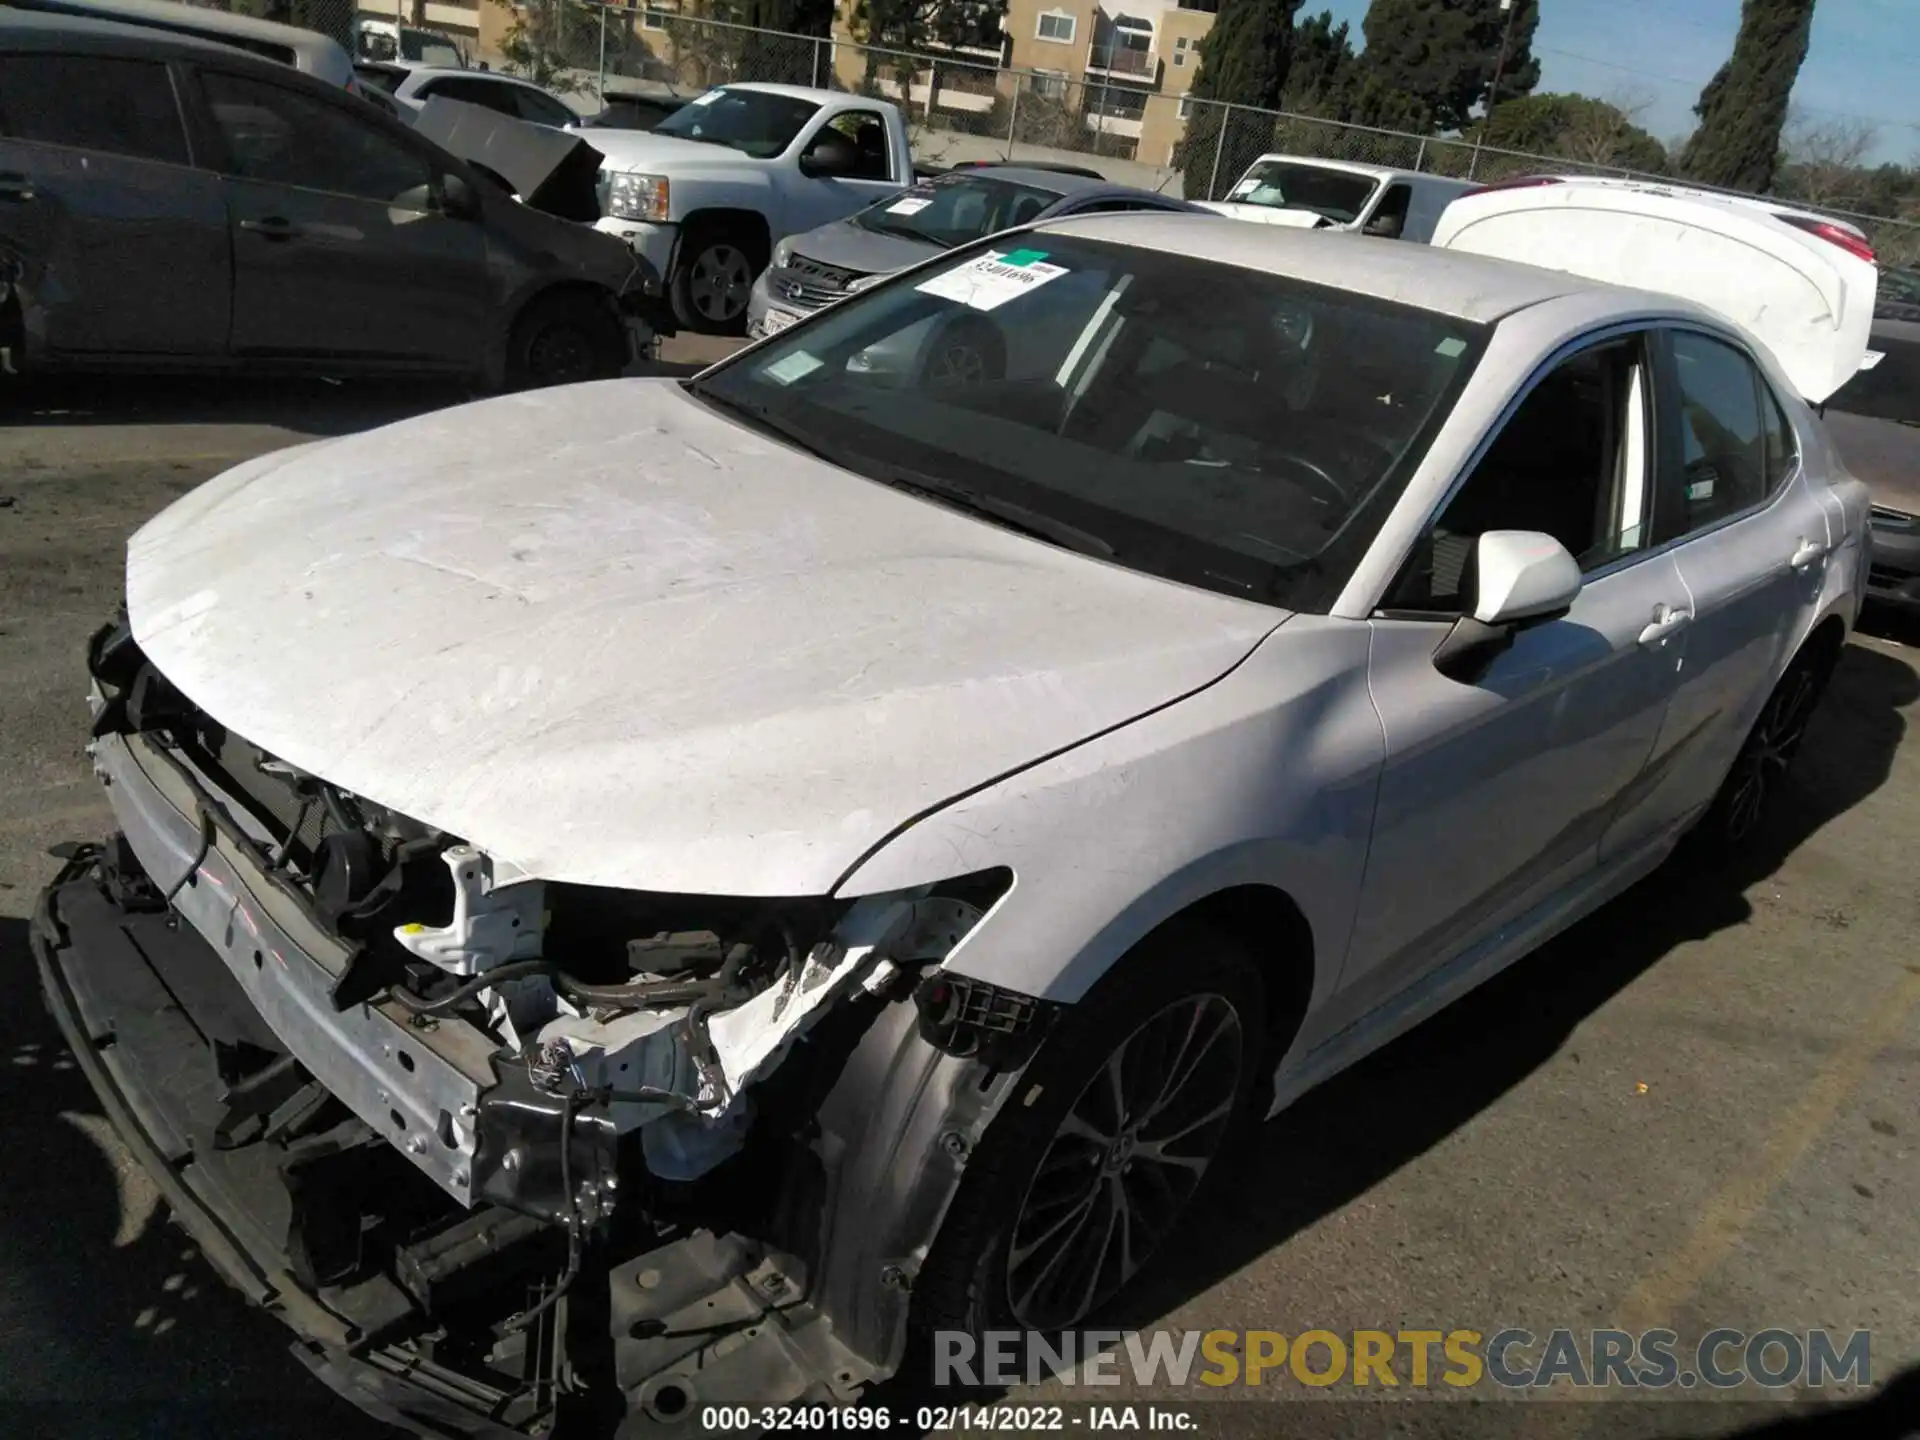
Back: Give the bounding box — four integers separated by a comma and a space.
1431, 173, 1880, 407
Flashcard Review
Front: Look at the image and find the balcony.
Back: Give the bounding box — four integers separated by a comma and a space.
1085, 41, 1156, 81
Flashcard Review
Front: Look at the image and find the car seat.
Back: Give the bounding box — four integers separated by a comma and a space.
853, 122, 888, 180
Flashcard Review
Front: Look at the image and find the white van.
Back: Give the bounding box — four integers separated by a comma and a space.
11, 0, 355, 86
1431, 174, 1880, 405
353, 16, 466, 67
1196, 155, 1475, 243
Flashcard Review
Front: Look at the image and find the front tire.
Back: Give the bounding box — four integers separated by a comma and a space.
505, 290, 626, 391
913, 922, 1264, 1338
671, 227, 762, 335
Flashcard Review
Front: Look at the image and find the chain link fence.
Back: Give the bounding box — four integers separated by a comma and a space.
183, 1, 1917, 263
565, 10, 1918, 262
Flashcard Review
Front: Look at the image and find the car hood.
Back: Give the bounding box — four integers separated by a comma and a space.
127, 379, 1282, 896
787, 220, 942, 276
1195, 201, 1338, 229
585, 129, 763, 172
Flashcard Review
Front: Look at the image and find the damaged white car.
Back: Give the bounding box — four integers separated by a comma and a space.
34, 206, 1872, 1435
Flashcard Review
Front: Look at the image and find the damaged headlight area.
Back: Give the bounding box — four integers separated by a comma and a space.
48, 614, 1036, 1431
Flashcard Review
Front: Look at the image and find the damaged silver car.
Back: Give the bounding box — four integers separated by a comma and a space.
34, 210, 1871, 1436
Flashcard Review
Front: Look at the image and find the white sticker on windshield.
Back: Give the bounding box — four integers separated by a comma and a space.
914, 248, 1067, 312
886, 196, 933, 215
1435, 336, 1467, 358
761, 350, 823, 386
688, 89, 720, 106
1230, 178, 1259, 198
1860, 349, 1885, 371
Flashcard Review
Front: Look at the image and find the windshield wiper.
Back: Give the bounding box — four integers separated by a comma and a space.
683, 389, 1116, 560
878, 474, 1117, 560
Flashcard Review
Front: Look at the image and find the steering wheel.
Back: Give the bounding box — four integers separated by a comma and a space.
1271, 450, 1351, 509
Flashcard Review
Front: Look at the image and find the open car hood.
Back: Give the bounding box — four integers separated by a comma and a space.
126, 379, 1281, 896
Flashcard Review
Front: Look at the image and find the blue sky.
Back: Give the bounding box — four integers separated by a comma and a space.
1315, 0, 1919, 164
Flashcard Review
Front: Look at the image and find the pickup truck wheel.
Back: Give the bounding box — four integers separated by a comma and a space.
506, 290, 626, 390
911, 921, 1264, 1338
672, 230, 761, 335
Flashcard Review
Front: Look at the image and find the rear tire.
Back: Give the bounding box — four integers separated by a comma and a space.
670, 225, 763, 335
1685, 639, 1837, 862
912, 921, 1265, 1340
505, 290, 626, 391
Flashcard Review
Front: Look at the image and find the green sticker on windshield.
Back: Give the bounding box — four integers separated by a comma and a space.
1435, 336, 1467, 358
999, 248, 1050, 268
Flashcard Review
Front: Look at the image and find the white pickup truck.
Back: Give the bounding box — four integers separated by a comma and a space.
591, 83, 914, 333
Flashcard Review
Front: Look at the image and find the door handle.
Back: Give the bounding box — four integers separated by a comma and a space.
239, 216, 299, 240
1789, 537, 1830, 570
0, 172, 36, 202
1638, 603, 1690, 647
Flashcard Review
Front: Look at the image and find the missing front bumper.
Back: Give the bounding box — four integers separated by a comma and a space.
29, 853, 940, 1437
30, 862, 537, 1436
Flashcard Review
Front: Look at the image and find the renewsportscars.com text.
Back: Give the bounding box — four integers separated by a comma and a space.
935, 1327, 1872, 1391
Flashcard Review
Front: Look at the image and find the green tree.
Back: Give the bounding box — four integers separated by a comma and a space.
1180, 0, 1304, 201
1281, 9, 1360, 119
1356, 0, 1540, 133
1475, 92, 1670, 173
499, 0, 595, 93
1679, 0, 1817, 193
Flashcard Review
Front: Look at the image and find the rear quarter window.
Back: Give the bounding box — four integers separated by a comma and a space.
0, 55, 189, 165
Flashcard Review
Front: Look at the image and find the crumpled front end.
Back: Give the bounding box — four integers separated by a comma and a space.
34, 613, 1052, 1435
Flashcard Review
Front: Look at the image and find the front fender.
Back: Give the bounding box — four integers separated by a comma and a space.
663, 167, 778, 225
834, 616, 1383, 1012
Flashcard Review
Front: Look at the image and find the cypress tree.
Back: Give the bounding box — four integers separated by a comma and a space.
1680, 0, 1817, 193
1180, 0, 1304, 200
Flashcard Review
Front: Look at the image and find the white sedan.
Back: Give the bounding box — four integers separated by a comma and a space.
353, 60, 583, 129
38, 212, 1871, 1427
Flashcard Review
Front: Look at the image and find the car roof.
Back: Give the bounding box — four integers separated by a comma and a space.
399, 64, 537, 83
0, 3, 253, 60
5, 0, 349, 74
946, 165, 1102, 195
717, 81, 842, 102
1245, 154, 1404, 183
1030, 211, 1603, 323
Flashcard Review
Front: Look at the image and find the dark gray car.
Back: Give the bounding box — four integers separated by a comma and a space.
0, 8, 663, 388
1825, 303, 1920, 613
747, 164, 1198, 337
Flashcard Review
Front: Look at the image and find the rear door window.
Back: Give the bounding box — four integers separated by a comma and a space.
1655, 330, 1775, 541
0, 55, 189, 165
418, 76, 523, 117
509, 85, 576, 127
200, 70, 432, 205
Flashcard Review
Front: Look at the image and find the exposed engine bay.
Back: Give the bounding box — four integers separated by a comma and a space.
38, 615, 1056, 1434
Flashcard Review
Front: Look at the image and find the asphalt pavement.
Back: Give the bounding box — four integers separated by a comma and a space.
1, 359, 1915, 1439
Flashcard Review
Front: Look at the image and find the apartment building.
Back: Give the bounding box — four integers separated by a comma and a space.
1002, 0, 1215, 163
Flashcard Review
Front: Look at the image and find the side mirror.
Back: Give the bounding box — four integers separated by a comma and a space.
1432, 530, 1581, 683
439, 173, 482, 220
1471, 529, 1581, 626
799, 132, 858, 178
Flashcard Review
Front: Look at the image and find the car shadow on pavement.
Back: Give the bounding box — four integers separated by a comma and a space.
1107, 637, 1919, 1330
0, 915, 402, 1440
879, 638, 1918, 1426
